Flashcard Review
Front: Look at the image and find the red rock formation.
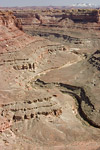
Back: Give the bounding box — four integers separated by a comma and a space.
0, 11, 35, 53
0, 9, 100, 150
0, 11, 22, 29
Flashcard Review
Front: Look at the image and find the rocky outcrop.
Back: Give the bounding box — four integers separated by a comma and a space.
0, 11, 35, 53
0, 11, 22, 30
13, 62, 35, 70
0, 96, 62, 123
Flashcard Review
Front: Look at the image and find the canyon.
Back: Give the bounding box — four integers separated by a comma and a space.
0, 8, 100, 150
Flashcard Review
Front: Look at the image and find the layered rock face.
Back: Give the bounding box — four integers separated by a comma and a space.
0, 11, 35, 53
14, 9, 100, 25
61, 9, 100, 23
13, 9, 100, 52
0, 11, 22, 29
0, 10, 80, 135
0, 10, 100, 150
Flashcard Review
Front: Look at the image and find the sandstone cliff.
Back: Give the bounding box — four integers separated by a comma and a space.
0, 11, 22, 29
0, 11, 34, 53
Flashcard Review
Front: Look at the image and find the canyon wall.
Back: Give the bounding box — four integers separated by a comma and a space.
13, 9, 100, 51
0, 11, 35, 53
0, 11, 22, 29
14, 9, 100, 26
61, 9, 100, 23
0, 10, 100, 150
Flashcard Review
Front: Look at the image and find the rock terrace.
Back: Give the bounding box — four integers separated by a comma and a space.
0, 9, 100, 150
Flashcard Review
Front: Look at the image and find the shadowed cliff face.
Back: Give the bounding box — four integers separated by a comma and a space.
0, 10, 100, 150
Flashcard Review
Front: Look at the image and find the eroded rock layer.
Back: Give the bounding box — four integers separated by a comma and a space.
0, 11, 36, 53
0, 10, 100, 150
13, 8, 100, 53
